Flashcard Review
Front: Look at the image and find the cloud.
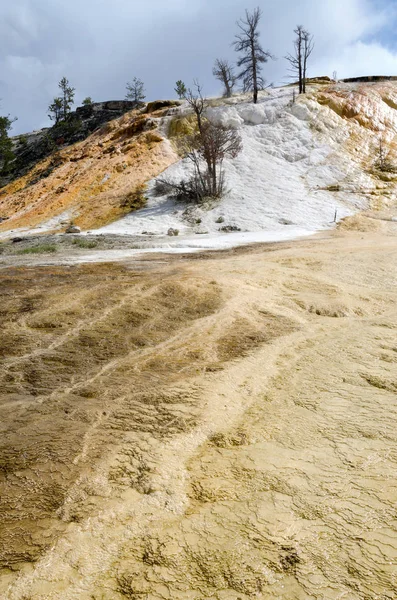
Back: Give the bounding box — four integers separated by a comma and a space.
0, 0, 396, 134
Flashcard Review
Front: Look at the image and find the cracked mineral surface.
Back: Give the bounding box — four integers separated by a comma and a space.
1, 220, 397, 599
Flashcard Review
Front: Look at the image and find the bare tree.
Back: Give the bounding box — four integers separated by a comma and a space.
183, 80, 207, 133
157, 82, 242, 201
197, 120, 242, 197
285, 26, 314, 94
213, 59, 237, 98
233, 7, 274, 104
302, 29, 314, 93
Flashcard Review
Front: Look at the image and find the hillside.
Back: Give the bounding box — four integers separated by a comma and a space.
0, 101, 179, 234
1, 80, 397, 249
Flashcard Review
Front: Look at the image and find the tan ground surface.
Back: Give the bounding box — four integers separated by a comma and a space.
1, 220, 397, 599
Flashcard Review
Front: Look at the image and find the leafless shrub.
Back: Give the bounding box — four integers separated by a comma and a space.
157, 119, 241, 202
375, 137, 397, 172
158, 82, 242, 202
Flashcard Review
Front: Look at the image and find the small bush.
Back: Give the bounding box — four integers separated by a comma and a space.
16, 244, 57, 255
18, 135, 28, 147
72, 238, 98, 249
153, 178, 176, 197
120, 184, 147, 210
153, 176, 208, 203
168, 115, 197, 138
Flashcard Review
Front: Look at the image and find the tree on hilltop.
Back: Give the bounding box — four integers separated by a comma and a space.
174, 80, 187, 99
285, 26, 314, 94
233, 7, 274, 103
125, 77, 146, 105
48, 77, 75, 123
59, 77, 75, 119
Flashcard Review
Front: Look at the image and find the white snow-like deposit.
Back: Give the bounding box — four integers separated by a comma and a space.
95, 86, 373, 250
0, 210, 76, 241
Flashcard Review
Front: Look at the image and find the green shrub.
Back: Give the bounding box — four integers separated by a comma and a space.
72, 238, 98, 249
16, 244, 57, 255
120, 184, 147, 210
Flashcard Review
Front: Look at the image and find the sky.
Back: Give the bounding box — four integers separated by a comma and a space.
1, 0, 397, 135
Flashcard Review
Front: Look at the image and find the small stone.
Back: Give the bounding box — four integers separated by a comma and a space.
65, 225, 81, 234
219, 225, 241, 233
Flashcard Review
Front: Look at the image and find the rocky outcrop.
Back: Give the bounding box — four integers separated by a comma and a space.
145, 100, 181, 113
342, 75, 397, 83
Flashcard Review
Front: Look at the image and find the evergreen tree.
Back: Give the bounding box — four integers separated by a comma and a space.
48, 97, 63, 124
58, 77, 75, 119
174, 80, 187, 99
125, 78, 146, 105
0, 114, 16, 175
82, 97, 93, 105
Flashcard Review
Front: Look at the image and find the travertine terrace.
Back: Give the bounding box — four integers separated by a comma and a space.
1, 212, 397, 598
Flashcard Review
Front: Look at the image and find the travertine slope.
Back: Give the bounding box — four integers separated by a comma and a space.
2, 82, 397, 242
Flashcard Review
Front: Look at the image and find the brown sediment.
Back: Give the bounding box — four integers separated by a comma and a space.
0, 225, 397, 599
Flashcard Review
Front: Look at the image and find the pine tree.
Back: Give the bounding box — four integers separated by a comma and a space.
174, 80, 187, 99
58, 77, 75, 119
125, 78, 146, 105
0, 114, 16, 175
48, 97, 63, 124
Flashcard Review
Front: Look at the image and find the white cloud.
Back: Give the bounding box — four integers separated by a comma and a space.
313, 40, 397, 79
0, 0, 396, 134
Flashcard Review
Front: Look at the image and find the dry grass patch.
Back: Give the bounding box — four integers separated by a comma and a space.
338, 214, 381, 232
217, 312, 298, 362
120, 183, 147, 210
